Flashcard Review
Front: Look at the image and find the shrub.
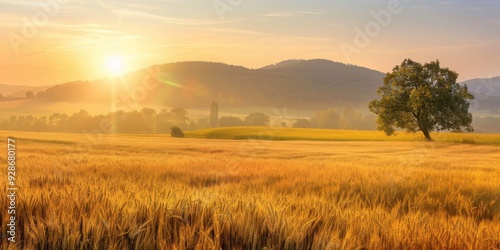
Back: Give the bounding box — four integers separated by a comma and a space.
170, 126, 185, 138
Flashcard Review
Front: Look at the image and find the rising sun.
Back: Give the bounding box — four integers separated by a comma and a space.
104, 56, 126, 76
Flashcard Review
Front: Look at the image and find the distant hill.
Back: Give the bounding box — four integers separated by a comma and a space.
5, 60, 499, 115
2, 60, 500, 133
461, 76, 500, 114
0, 84, 54, 97
41, 59, 385, 110
462, 76, 500, 97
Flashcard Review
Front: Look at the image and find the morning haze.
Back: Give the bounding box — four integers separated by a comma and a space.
1, 0, 499, 249
0, 0, 499, 85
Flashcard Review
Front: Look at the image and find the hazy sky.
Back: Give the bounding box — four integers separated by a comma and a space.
0, 0, 499, 86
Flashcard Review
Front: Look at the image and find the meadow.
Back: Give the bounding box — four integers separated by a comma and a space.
186, 127, 500, 144
0, 130, 499, 249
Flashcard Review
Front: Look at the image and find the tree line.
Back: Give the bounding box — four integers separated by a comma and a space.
0, 108, 190, 133
0, 107, 280, 133
1, 102, 497, 134
291, 107, 376, 130
0, 102, 379, 133
0, 90, 43, 102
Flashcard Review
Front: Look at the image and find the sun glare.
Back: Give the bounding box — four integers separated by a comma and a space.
105, 56, 126, 76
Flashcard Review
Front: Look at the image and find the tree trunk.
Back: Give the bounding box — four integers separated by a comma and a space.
421, 128, 433, 141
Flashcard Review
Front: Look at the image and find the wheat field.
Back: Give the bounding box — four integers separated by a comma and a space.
186, 127, 500, 144
1, 130, 500, 249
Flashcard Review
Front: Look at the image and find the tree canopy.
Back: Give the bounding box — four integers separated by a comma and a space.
311, 109, 341, 129
219, 116, 244, 127
244, 113, 270, 126
26, 91, 35, 99
369, 59, 474, 141
210, 101, 219, 127
170, 126, 185, 138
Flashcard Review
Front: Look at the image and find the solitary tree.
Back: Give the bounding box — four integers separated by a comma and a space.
219, 116, 243, 127
170, 108, 188, 126
369, 59, 474, 141
310, 109, 341, 129
210, 101, 219, 127
156, 109, 174, 133
170, 126, 185, 138
293, 118, 312, 128
36, 91, 46, 99
244, 112, 270, 126
26, 91, 35, 99
141, 108, 157, 133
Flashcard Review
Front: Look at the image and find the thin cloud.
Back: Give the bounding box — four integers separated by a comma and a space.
201, 28, 268, 36
0, 13, 23, 27
296, 11, 323, 15
0, 0, 44, 8
113, 9, 231, 25
259, 10, 324, 17
17, 50, 47, 58
260, 11, 298, 17
374, 41, 498, 54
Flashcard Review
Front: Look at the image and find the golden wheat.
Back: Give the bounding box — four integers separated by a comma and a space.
186, 127, 500, 144
0, 131, 499, 249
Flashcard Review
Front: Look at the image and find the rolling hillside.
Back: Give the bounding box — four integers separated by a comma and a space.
0, 84, 54, 97
461, 76, 500, 114
185, 126, 500, 144
39, 59, 385, 110
2, 60, 499, 117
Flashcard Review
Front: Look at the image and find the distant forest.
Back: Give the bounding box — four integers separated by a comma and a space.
1, 104, 498, 134
1, 60, 498, 133
22, 60, 385, 110
0, 104, 379, 134
0, 90, 37, 102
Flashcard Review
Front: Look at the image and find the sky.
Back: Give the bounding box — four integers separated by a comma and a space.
0, 0, 499, 86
